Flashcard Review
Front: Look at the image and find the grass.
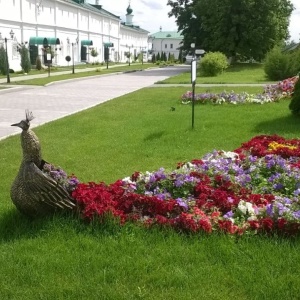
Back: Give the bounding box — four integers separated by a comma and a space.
0, 63, 152, 86
1, 84, 300, 298
0, 62, 137, 78
160, 63, 275, 84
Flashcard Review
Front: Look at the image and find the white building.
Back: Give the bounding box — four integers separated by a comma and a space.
148, 26, 183, 60
0, 0, 149, 71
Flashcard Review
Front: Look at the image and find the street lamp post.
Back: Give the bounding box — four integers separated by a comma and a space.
71, 37, 78, 74
1, 29, 14, 83
126, 44, 133, 66
140, 47, 145, 65
71, 43, 75, 74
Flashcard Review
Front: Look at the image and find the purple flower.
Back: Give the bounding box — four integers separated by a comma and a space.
266, 204, 274, 217
224, 211, 234, 219
292, 210, 300, 219
176, 198, 188, 210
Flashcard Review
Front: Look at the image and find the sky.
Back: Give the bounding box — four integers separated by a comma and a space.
89, 0, 300, 41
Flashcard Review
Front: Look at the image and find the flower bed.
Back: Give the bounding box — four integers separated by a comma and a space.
181, 76, 299, 104
71, 134, 300, 236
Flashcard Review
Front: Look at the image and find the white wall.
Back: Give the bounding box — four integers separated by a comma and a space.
0, 0, 149, 70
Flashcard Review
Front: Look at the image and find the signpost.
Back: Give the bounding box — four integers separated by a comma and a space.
191, 59, 197, 129
190, 43, 196, 129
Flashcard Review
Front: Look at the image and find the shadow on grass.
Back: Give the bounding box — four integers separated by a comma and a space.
225, 63, 263, 73
0, 209, 50, 242
143, 131, 165, 141
0, 208, 82, 242
253, 114, 300, 135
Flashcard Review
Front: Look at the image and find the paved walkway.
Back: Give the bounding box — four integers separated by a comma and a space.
0, 65, 190, 140
0, 64, 129, 85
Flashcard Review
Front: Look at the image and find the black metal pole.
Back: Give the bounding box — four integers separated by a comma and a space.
129, 46, 131, 66
106, 47, 108, 69
4, 38, 10, 83
192, 81, 195, 129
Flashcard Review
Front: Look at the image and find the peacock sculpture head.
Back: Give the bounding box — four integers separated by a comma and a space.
11, 109, 34, 131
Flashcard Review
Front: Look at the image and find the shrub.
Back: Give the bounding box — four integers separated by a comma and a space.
151, 53, 156, 63
36, 56, 42, 70
199, 51, 229, 76
20, 45, 31, 73
90, 48, 98, 58
264, 47, 293, 81
0, 46, 8, 75
65, 55, 71, 63
289, 77, 300, 115
289, 49, 300, 77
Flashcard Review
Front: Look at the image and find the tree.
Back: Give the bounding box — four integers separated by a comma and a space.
178, 49, 183, 62
0, 46, 7, 75
36, 56, 42, 71
156, 52, 161, 61
20, 45, 31, 73
289, 79, 300, 115
151, 53, 156, 63
168, 0, 294, 61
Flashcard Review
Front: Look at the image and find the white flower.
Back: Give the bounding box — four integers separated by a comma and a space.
238, 200, 248, 215
238, 200, 255, 215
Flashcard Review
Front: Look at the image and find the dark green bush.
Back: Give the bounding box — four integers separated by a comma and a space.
289, 78, 300, 115
0, 46, 7, 75
264, 46, 295, 81
199, 51, 228, 77
20, 45, 31, 73
36, 56, 42, 70
289, 49, 300, 77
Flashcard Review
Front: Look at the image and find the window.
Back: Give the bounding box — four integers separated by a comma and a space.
170, 44, 173, 49
165, 44, 167, 49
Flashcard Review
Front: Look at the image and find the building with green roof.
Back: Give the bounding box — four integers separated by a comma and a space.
148, 27, 183, 60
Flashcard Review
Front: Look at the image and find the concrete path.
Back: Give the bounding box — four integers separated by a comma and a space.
0, 65, 190, 140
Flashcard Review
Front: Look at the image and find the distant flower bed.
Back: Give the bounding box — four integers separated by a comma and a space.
181, 76, 299, 104
72, 134, 300, 236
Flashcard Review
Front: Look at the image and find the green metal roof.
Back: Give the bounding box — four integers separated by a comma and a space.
64, 0, 120, 20
149, 31, 182, 40
121, 23, 149, 34
81, 40, 93, 46
29, 37, 60, 45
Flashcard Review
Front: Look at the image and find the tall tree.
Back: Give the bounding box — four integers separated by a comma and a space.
168, 0, 294, 60
20, 45, 31, 73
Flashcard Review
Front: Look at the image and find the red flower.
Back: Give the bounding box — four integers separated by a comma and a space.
218, 220, 238, 234
260, 218, 274, 231
248, 220, 260, 230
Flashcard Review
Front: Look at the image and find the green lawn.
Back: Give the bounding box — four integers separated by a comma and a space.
160, 63, 275, 84
0, 84, 300, 299
0, 63, 152, 86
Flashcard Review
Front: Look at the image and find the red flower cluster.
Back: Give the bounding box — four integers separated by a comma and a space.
72, 180, 183, 225
234, 134, 300, 158
71, 173, 283, 236
278, 76, 299, 94
71, 135, 300, 237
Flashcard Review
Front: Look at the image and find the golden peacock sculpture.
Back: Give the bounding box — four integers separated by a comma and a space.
10, 110, 76, 217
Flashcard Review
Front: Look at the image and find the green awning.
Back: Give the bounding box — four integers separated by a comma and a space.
29, 37, 60, 45
81, 40, 93, 46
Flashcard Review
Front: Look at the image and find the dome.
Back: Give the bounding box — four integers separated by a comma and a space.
126, 4, 133, 15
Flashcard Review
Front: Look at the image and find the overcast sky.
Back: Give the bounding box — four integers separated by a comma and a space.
88, 0, 300, 41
